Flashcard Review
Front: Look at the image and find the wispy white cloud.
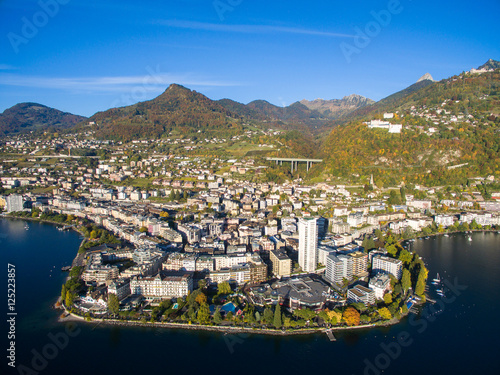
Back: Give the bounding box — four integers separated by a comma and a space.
0, 70, 240, 92
156, 20, 356, 38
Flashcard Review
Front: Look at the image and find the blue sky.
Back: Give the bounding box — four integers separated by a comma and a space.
0, 0, 499, 117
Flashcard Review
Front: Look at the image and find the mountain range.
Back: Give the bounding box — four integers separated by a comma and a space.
321, 62, 500, 187
86, 83, 243, 140
0, 103, 86, 136
0, 59, 498, 144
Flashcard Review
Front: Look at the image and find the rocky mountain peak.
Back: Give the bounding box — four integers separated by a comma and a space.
417, 73, 435, 83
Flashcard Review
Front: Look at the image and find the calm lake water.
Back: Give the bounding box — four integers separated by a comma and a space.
1, 218, 499, 375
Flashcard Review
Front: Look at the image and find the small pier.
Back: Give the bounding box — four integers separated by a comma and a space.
325, 329, 336, 341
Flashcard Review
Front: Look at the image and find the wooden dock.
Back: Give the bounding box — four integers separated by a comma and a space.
325, 329, 336, 341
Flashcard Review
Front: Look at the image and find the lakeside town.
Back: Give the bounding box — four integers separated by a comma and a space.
1, 130, 499, 332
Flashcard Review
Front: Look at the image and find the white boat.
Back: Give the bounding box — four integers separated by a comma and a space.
432, 273, 441, 284
467, 236, 472, 242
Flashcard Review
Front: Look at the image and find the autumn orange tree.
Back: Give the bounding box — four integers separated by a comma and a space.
195, 292, 207, 305
343, 307, 361, 326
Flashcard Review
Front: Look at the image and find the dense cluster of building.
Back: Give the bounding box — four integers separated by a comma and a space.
1, 130, 499, 313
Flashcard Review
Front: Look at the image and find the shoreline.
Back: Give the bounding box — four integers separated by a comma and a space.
4, 214, 490, 337
1, 213, 86, 236
56, 307, 401, 336
2, 214, 87, 269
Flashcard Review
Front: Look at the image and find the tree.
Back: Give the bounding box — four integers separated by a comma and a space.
197, 279, 207, 290
400, 186, 406, 202
325, 309, 342, 325
108, 293, 120, 315
61, 284, 67, 301
383, 293, 393, 305
294, 308, 316, 321
415, 268, 426, 296
263, 307, 274, 325
195, 292, 207, 305
343, 307, 360, 326
65, 290, 74, 308
422, 226, 432, 236
398, 249, 413, 265
402, 226, 415, 240
360, 314, 371, 323
139, 226, 148, 233
188, 306, 196, 321
470, 219, 482, 230
378, 307, 392, 320
187, 289, 203, 306
255, 311, 261, 322
351, 302, 367, 313
388, 190, 402, 205
362, 236, 376, 252
245, 305, 256, 324
214, 307, 222, 324
386, 244, 398, 257
401, 269, 411, 295
90, 230, 98, 239
197, 303, 211, 324
273, 304, 282, 329
318, 310, 330, 323
218, 281, 232, 295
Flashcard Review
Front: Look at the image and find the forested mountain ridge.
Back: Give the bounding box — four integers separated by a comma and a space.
321, 61, 500, 187
0, 103, 86, 136
87, 84, 245, 141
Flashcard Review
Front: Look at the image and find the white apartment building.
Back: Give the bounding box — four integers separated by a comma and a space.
368, 273, 392, 300
347, 285, 376, 305
434, 214, 454, 227
107, 279, 131, 301
347, 212, 364, 227
5, 194, 24, 212
372, 255, 403, 280
130, 273, 193, 299
325, 253, 352, 285
298, 217, 318, 273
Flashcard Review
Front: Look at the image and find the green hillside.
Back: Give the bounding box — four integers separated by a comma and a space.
0, 103, 86, 136
321, 66, 500, 187
88, 84, 245, 141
